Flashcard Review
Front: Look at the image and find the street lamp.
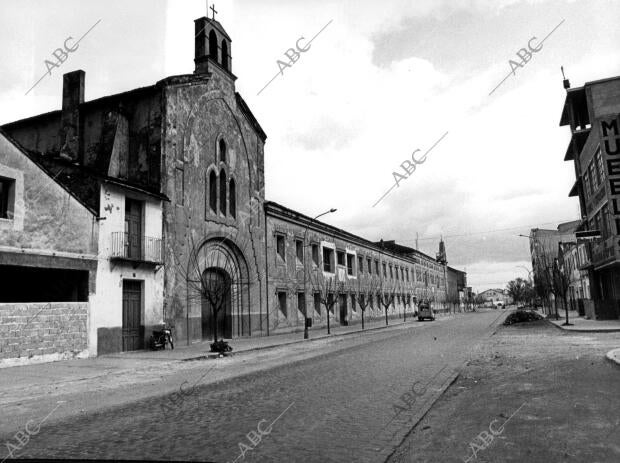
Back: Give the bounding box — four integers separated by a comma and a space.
303, 208, 337, 340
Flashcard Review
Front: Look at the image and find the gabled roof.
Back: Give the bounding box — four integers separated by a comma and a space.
0, 127, 98, 216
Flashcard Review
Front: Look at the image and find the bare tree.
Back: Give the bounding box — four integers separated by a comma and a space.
377, 277, 395, 326
553, 259, 573, 325
355, 276, 380, 330
310, 269, 344, 335
174, 229, 252, 344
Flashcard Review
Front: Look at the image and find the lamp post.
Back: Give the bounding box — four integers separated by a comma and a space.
303, 208, 337, 340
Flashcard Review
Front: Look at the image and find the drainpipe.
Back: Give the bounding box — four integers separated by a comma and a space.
264, 203, 270, 336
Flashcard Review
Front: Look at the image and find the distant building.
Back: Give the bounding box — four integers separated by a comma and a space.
478, 288, 506, 304
560, 74, 620, 319
446, 266, 467, 308
529, 221, 581, 315
558, 241, 592, 316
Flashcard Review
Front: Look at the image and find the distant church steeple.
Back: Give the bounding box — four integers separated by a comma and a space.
194, 11, 234, 78
436, 238, 447, 264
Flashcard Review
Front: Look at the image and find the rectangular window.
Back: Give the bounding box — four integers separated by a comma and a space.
367, 258, 372, 275
382, 262, 387, 278
175, 168, 184, 206
358, 256, 364, 274
596, 149, 605, 182
337, 250, 345, 266
375, 260, 379, 274
278, 291, 287, 317
351, 294, 356, 312
590, 163, 598, 190
311, 244, 319, 266
323, 247, 334, 273
390, 265, 394, 279
276, 234, 286, 261
314, 292, 321, 314
584, 171, 591, 197
0, 177, 15, 220
603, 204, 611, 237
296, 239, 303, 263
297, 292, 306, 316
346, 254, 355, 275
406, 268, 410, 282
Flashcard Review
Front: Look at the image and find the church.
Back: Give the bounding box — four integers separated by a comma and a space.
0, 14, 460, 361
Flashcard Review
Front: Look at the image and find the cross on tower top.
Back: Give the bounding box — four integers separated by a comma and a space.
210, 3, 218, 20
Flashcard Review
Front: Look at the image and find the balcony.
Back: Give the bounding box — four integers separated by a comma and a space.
110, 232, 163, 266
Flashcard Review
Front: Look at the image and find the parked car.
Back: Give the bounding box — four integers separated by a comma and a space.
418, 302, 435, 321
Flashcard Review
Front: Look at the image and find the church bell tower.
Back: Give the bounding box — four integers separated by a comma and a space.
194, 10, 235, 81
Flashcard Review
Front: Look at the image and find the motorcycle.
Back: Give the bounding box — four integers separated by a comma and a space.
149, 324, 174, 350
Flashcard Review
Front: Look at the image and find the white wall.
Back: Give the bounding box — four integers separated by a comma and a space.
88, 184, 164, 356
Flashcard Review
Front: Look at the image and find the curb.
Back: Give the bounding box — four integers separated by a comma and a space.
605, 348, 620, 366
545, 320, 620, 333
385, 370, 460, 463
182, 315, 457, 362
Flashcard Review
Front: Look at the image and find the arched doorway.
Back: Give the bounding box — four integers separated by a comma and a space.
201, 268, 233, 340
187, 237, 251, 341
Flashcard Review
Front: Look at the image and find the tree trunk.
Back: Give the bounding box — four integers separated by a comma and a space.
361, 310, 365, 330
212, 305, 219, 342
327, 307, 331, 334
385, 307, 388, 326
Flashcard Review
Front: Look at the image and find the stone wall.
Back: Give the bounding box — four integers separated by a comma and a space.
0, 302, 89, 367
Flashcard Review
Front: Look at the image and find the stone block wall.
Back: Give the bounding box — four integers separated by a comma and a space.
0, 302, 89, 367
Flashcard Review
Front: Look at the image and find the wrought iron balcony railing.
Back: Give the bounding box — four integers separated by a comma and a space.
110, 232, 163, 265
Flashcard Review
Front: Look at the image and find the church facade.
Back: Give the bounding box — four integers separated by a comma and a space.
0, 15, 460, 359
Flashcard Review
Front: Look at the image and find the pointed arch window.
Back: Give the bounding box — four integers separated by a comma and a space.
219, 168, 227, 215
229, 179, 236, 218
219, 139, 226, 164
221, 40, 229, 70
209, 170, 217, 212
209, 30, 218, 61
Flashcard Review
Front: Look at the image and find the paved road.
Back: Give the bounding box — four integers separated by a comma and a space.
3, 310, 507, 462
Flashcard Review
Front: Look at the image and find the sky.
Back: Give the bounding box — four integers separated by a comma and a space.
1, 0, 619, 292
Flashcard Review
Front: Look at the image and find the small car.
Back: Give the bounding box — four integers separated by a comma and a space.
418, 302, 435, 321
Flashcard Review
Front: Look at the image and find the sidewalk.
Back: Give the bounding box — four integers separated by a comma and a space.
541, 309, 620, 332
103, 313, 452, 362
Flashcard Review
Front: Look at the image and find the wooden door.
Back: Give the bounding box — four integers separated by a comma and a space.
125, 199, 142, 259
122, 280, 143, 351
339, 294, 348, 325
201, 269, 233, 340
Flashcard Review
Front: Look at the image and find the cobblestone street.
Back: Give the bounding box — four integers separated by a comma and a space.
1, 311, 505, 462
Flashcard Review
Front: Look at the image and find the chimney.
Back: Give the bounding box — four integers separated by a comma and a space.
59, 70, 85, 162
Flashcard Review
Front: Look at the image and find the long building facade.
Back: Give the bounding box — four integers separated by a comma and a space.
0, 15, 462, 364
